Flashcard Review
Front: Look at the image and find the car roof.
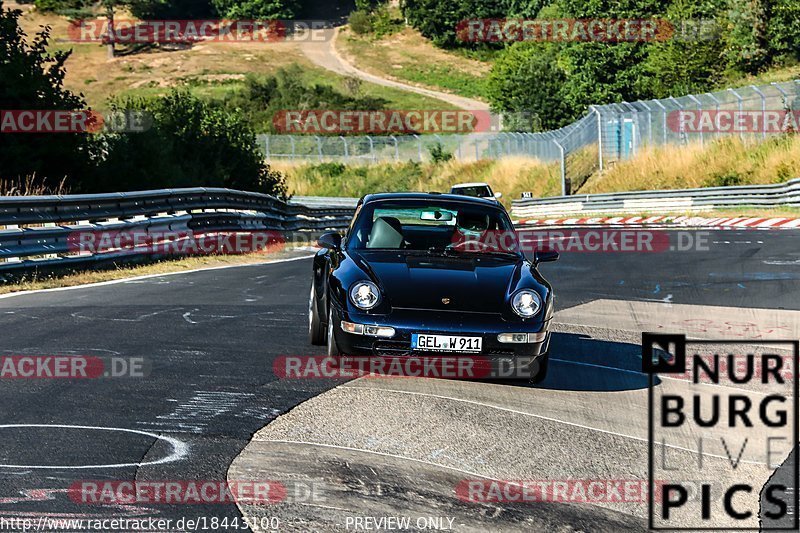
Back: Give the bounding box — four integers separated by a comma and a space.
450, 182, 491, 188
360, 192, 501, 208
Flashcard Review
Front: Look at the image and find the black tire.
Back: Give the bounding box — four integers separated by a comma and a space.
529, 353, 549, 384
327, 307, 342, 357
308, 282, 325, 345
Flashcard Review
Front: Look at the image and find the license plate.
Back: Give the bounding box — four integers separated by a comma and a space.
411, 334, 482, 352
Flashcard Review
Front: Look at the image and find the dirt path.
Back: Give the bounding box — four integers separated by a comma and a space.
299, 27, 491, 112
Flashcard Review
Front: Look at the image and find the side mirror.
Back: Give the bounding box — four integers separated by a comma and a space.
318, 232, 342, 250
494, 191, 503, 199
534, 249, 559, 264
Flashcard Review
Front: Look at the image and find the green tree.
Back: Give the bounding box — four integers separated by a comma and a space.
92, 91, 287, 197
722, 0, 770, 73
637, 0, 727, 97
402, 0, 514, 47
0, 1, 95, 185
765, 0, 800, 62
486, 42, 574, 129
211, 0, 299, 19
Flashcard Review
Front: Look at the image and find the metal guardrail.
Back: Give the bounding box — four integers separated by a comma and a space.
0, 188, 356, 275
511, 178, 800, 218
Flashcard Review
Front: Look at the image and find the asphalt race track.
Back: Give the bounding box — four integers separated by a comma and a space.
0, 229, 798, 532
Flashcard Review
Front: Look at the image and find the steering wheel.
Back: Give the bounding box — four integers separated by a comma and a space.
447, 238, 493, 251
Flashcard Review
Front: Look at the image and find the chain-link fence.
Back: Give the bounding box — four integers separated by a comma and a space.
259, 79, 799, 195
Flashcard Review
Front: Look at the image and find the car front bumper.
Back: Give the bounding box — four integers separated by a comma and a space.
330, 307, 550, 379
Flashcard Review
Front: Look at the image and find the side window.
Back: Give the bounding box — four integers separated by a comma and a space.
345, 204, 363, 246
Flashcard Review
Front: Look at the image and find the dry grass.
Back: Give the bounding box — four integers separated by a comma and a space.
14, 6, 305, 110
0, 248, 309, 295
0, 176, 69, 196
276, 156, 561, 208
580, 135, 800, 194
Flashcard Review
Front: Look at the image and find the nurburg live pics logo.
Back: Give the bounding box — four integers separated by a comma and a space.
643, 333, 799, 530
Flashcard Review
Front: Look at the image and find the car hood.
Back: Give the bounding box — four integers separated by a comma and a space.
351, 250, 524, 313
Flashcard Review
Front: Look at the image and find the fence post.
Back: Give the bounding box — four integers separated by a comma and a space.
771, 82, 789, 134
728, 88, 744, 141
638, 101, 653, 146
668, 97, 685, 145
264, 135, 270, 160
554, 139, 567, 196
651, 99, 667, 145
589, 106, 602, 171
340, 136, 349, 162
705, 92, 721, 143
622, 102, 639, 157
368, 135, 375, 163
415, 134, 422, 161
390, 135, 399, 161
289, 135, 296, 160
688, 94, 703, 146
316, 136, 323, 162
751, 85, 767, 140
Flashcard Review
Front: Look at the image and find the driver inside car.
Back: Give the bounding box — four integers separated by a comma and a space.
451, 211, 492, 250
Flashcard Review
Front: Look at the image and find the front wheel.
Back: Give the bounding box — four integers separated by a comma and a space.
327, 307, 342, 357
308, 282, 325, 345
529, 353, 549, 384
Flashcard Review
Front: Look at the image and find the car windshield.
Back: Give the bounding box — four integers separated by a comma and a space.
452, 185, 492, 198
347, 200, 519, 255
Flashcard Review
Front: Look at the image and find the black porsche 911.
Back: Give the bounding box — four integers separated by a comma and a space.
308, 192, 558, 383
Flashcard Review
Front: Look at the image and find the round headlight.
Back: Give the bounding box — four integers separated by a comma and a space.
511, 290, 542, 318
349, 281, 381, 310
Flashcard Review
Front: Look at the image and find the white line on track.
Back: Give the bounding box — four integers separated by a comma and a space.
339, 386, 765, 465
0, 255, 314, 301
550, 357, 774, 396
0, 424, 188, 469
256, 439, 501, 481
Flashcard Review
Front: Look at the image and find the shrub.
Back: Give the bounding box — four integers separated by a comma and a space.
91, 91, 287, 198
349, 9, 373, 35
429, 143, 453, 164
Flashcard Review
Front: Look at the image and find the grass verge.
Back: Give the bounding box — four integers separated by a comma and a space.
0, 248, 311, 296
339, 26, 491, 102
580, 135, 800, 194
276, 157, 562, 207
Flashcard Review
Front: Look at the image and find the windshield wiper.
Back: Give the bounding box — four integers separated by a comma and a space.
440, 246, 520, 258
